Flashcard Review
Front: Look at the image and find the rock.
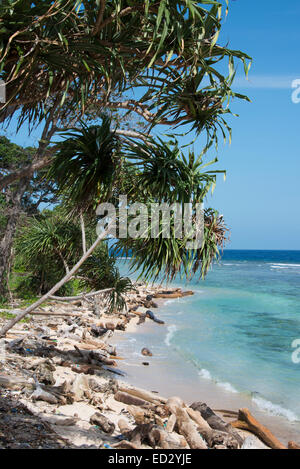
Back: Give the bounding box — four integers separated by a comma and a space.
90, 412, 115, 434
141, 347, 153, 357
142, 362, 150, 366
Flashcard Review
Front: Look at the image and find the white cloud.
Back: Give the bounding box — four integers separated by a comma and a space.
233, 75, 300, 89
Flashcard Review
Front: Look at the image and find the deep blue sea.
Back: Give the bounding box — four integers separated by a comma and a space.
118, 250, 300, 426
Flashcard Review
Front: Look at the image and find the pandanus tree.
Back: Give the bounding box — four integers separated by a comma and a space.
0, 0, 251, 188
115, 137, 228, 281
0, 1, 251, 335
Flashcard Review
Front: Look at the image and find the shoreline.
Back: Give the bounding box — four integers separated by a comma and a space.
111, 286, 300, 446
0, 283, 299, 449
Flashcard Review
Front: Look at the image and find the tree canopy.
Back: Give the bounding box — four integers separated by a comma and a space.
0, 1, 251, 334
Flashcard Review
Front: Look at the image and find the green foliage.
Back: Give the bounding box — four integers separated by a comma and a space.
124, 137, 225, 204
79, 243, 133, 312
14, 212, 132, 309
115, 209, 228, 281
15, 214, 82, 295
48, 117, 120, 211
0, 0, 251, 143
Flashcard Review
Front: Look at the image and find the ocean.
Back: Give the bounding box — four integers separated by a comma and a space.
116, 250, 300, 441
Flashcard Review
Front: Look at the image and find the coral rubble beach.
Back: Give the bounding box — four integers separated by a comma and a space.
0, 285, 297, 450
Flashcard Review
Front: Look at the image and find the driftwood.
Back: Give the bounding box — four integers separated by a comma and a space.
190, 402, 243, 447
41, 414, 78, 427
166, 413, 177, 433
31, 375, 58, 405
231, 408, 286, 450
186, 407, 240, 449
73, 345, 116, 367
90, 412, 115, 434
118, 421, 185, 450
154, 291, 193, 299
0, 374, 33, 390
145, 310, 165, 324
119, 385, 166, 404
49, 288, 113, 302
186, 407, 213, 440
114, 391, 152, 408
80, 336, 116, 356
31, 311, 83, 317
127, 405, 151, 425
165, 397, 207, 449
175, 406, 207, 449
288, 441, 300, 450
131, 309, 165, 325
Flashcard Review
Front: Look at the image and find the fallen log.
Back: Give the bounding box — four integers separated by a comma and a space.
175, 406, 207, 449
131, 309, 165, 325
114, 391, 152, 408
190, 402, 243, 447
165, 396, 207, 449
90, 412, 115, 434
165, 413, 177, 433
119, 385, 167, 404
186, 407, 240, 449
154, 292, 185, 299
119, 421, 185, 450
231, 408, 286, 450
186, 407, 213, 440
49, 288, 113, 301
73, 345, 117, 367
145, 310, 165, 325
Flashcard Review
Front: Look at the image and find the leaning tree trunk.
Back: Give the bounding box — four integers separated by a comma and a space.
0, 221, 113, 337
0, 178, 28, 299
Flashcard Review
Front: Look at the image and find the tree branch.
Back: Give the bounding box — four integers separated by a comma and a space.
93, 0, 106, 36
49, 288, 113, 302
106, 100, 187, 126
0, 153, 54, 191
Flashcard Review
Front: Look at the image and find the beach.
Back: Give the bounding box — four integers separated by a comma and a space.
0, 275, 299, 449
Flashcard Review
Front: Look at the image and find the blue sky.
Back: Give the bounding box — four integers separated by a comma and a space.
204, 0, 300, 249
3, 0, 300, 250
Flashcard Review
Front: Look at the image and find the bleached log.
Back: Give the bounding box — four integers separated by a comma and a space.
175, 407, 207, 449
165, 413, 177, 433
166, 396, 185, 414
49, 288, 113, 301
114, 391, 152, 408
186, 407, 213, 439
119, 385, 167, 404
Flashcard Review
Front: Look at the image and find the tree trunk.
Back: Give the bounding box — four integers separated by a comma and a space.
80, 211, 87, 255
0, 221, 113, 337
0, 178, 28, 299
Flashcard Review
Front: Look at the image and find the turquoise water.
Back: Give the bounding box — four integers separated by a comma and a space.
118, 250, 300, 424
